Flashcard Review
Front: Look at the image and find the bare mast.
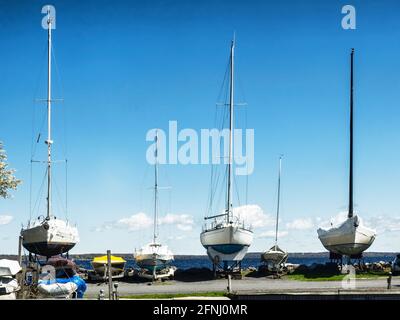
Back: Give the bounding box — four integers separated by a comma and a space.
348, 49, 354, 219
153, 132, 159, 244
45, 8, 53, 220
226, 37, 235, 223
274, 156, 283, 247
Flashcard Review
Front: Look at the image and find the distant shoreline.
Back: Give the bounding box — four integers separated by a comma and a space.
1, 252, 397, 261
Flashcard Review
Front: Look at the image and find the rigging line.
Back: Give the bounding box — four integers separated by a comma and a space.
30, 98, 36, 159
208, 164, 221, 217
31, 110, 48, 159
206, 165, 214, 215
207, 164, 222, 216
31, 44, 48, 158
33, 43, 48, 97
32, 168, 48, 218
29, 160, 33, 221
245, 100, 249, 205
65, 159, 68, 219
53, 177, 66, 217
51, 43, 65, 99
216, 56, 231, 104
51, 44, 69, 159
220, 166, 228, 211
211, 119, 227, 216
206, 48, 232, 218
233, 173, 241, 208
206, 93, 228, 217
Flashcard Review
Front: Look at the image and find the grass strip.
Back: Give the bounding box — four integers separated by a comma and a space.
121, 291, 227, 299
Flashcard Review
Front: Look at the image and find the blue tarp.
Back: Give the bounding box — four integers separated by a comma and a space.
38, 275, 87, 298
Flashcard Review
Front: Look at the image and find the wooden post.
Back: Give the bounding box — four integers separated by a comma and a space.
18, 235, 23, 266
387, 272, 392, 290
227, 274, 232, 294
16, 235, 23, 298
107, 250, 113, 300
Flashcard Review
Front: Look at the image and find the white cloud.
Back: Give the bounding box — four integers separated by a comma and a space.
167, 235, 186, 241
258, 230, 288, 238
95, 212, 194, 232
286, 218, 314, 230
232, 204, 275, 229
116, 212, 153, 231
364, 215, 400, 234
0, 215, 13, 225
159, 213, 194, 231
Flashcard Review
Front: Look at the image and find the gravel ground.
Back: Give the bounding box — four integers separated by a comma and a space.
84, 276, 400, 298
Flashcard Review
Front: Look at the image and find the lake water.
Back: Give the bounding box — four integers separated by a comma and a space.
74, 254, 397, 271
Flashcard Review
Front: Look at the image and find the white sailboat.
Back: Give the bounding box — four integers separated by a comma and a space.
317, 49, 376, 258
261, 156, 288, 270
20, 8, 79, 259
134, 133, 174, 277
200, 37, 253, 272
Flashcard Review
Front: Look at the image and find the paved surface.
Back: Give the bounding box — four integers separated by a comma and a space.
85, 276, 400, 298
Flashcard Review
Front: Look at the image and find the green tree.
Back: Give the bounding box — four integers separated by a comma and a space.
0, 141, 21, 198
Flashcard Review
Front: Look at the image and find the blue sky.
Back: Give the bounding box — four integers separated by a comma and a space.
1, 0, 400, 254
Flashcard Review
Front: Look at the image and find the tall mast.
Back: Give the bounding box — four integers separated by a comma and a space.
274, 156, 282, 246
348, 48, 354, 218
226, 36, 235, 223
45, 8, 53, 220
153, 132, 159, 243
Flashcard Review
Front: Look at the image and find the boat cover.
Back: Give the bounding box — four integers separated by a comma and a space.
0, 260, 21, 277
38, 275, 87, 298
92, 255, 126, 264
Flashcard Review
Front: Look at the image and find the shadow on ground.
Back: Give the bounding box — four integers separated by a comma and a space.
174, 268, 215, 282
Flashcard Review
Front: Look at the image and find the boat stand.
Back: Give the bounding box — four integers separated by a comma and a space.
330, 252, 366, 271
329, 252, 343, 265
212, 261, 243, 279
259, 261, 287, 277
17, 256, 41, 299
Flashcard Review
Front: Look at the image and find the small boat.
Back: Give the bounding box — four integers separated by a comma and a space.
200, 37, 253, 272
37, 280, 79, 298
134, 243, 174, 274
261, 245, 288, 268
261, 156, 288, 271
317, 49, 376, 257
91, 255, 126, 276
0, 260, 21, 300
37, 256, 86, 298
21, 7, 79, 259
134, 132, 174, 278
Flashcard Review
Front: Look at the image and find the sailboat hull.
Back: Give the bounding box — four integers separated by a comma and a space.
134, 254, 172, 272
317, 216, 376, 256
134, 243, 174, 273
21, 219, 79, 257
22, 241, 76, 257
200, 225, 253, 262
261, 246, 288, 265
